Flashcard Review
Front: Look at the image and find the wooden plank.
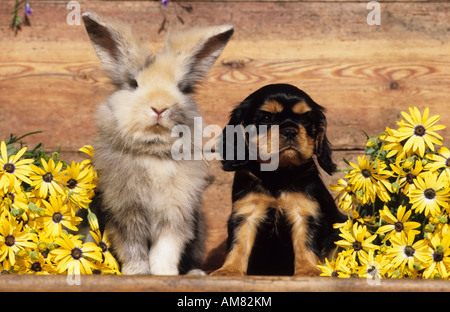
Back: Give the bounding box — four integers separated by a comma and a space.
1, 1, 450, 270
1, 274, 450, 292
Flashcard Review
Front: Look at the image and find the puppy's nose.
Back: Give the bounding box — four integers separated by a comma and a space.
281, 128, 298, 140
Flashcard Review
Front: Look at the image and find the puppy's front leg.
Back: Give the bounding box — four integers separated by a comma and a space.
282, 193, 321, 276
211, 194, 269, 276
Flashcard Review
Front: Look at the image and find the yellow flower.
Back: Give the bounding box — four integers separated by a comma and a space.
79, 145, 96, 172
390, 160, 424, 195
17, 252, 55, 274
90, 229, 120, 273
346, 156, 391, 204
336, 255, 364, 278
317, 257, 339, 277
393, 107, 446, 157
330, 178, 354, 212
37, 196, 82, 238
0, 141, 33, 193
50, 233, 103, 275
426, 147, 450, 180
387, 231, 429, 272
30, 158, 66, 198
409, 171, 449, 217
381, 127, 411, 162
358, 249, 389, 281
377, 205, 421, 241
335, 223, 378, 262
0, 186, 29, 215
0, 213, 37, 265
65, 161, 96, 211
423, 234, 450, 279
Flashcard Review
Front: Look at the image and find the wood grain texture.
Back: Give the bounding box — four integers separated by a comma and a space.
1, 274, 450, 292
1, 1, 450, 274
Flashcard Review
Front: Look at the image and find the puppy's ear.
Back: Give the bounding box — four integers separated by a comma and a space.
219, 102, 250, 171
313, 110, 336, 175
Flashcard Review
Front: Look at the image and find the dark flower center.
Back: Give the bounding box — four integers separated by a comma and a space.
414, 125, 426, 137
52, 212, 63, 223
446, 158, 450, 168
433, 251, 444, 262
406, 173, 416, 184
71, 248, 83, 260
362, 169, 371, 178
394, 222, 404, 232
3, 163, 15, 173
5, 235, 15, 247
404, 245, 415, 257
352, 241, 363, 251
43, 172, 53, 183
67, 179, 78, 189
99, 241, 108, 253
31, 262, 42, 272
424, 188, 436, 200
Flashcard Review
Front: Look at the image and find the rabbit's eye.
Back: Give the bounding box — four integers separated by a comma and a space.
129, 79, 138, 89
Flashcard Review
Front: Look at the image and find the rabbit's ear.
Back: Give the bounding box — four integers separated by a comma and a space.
166, 25, 234, 93
82, 12, 150, 87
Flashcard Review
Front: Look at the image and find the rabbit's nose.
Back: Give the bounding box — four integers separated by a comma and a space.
151, 107, 168, 116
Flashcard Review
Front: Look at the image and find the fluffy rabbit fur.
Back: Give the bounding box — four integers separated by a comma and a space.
82, 12, 233, 275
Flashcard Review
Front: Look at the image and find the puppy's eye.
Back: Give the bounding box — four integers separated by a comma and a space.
129, 79, 138, 89
259, 112, 273, 124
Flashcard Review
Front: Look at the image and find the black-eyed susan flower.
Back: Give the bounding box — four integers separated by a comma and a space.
37, 196, 82, 238
394, 107, 446, 158
381, 127, 412, 162
0, 186, 29, 215
0, 213, 37, 265
0, 141, 33, 193
29, 158, 66, 198
423, 234, 450, 279
17, 251, 55, 274
90, 229, 120, 274
50, 233, 103, 275
65, 161, 96, 211
346, 156, 392, 204
329, 178, 354, 212
390, 159, 424, 195
377, 205, 421, 241
317, 257, 340, 277
426, 147, 450, 180
387, 231, 429, 272
336, 223, 378, 262
409, 171, 449, 217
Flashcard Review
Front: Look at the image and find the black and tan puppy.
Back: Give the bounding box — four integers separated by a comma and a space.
211, 84, 345, 276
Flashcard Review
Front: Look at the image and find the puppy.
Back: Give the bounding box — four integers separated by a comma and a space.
211, 84, 345, 276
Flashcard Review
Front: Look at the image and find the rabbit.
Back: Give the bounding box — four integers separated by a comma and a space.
82, 12, 234, 275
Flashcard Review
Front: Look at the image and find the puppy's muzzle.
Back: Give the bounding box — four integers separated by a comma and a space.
280, 120, 299, 141
281, 128, 298, 140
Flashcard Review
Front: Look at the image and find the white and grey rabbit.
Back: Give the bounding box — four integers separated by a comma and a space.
82, 12, 233, 275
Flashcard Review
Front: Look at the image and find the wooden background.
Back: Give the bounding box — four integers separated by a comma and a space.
1, 0, 450, 274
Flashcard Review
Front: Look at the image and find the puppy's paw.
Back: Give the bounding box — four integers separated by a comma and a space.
210, 267, 245, 277
294, 267, 321, 277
